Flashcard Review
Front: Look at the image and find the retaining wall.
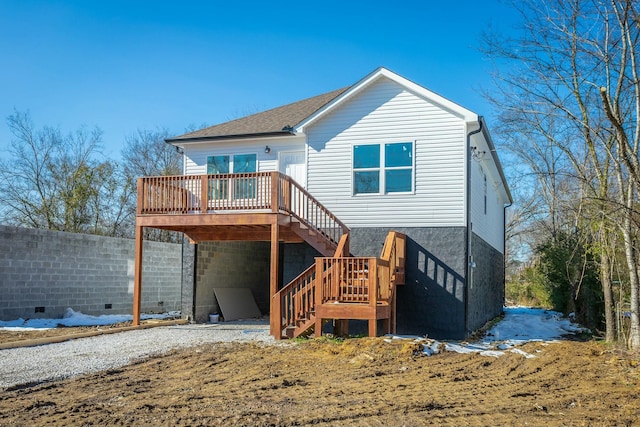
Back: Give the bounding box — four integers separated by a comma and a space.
0, 225, 183, 320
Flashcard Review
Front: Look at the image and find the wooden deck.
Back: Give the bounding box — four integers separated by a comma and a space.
136, 172, 348, 248
132, 172, 405, 340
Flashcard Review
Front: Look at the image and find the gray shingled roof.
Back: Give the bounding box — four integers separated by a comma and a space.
166, 87, 350, 142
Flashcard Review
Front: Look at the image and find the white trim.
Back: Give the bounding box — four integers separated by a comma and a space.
170, 134, 301, 149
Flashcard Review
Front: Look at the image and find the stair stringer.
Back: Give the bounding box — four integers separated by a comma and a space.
274, 233, 351, 339
288, 220, 337, 257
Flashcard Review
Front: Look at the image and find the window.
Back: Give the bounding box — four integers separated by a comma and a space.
206, 153, 257, 199
353, 145, 380, 194
232, 154, 257, 199
353, 142, 413, 195
384, 142, 413, 192
207, 155, 230, 200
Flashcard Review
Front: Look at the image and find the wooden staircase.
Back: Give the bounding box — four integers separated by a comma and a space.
273, 231, 406, 340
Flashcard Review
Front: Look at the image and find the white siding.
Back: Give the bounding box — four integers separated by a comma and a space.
306, 78, 467, 228
182, 136, 306, 175
469, 133, 506, 253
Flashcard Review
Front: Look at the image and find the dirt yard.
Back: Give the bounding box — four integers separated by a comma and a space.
0, 329, 639, 427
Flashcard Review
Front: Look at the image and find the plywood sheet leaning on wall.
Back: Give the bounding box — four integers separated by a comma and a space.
213, 288, 262, 321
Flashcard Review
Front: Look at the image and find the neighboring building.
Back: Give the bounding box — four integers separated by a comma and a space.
134, 67, 511, 340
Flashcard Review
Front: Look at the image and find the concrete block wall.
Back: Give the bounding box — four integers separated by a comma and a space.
180, 239, 196, 321
467, 232, 505, 332
350, 227, 468, 340
187, 241, 320, 324
0, 225, 182, 320
282, 243, 320, 285
193, 241, 270, 323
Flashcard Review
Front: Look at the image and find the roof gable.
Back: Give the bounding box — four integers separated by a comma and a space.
294, 67, 478, 133
166, 87, 349, 143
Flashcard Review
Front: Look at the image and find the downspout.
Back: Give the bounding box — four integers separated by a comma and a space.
478, 116, 513, 315
191, 243, 197, 323
503, 201, 513, 309
465, 117, 483, 337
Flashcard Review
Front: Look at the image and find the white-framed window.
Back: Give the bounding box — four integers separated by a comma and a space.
206, 153, 257, 199
353, 142, 413, 195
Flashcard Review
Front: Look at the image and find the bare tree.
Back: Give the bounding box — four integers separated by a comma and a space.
0, 111, 130, 236
484, 0, 640, 346
121, 128, 182, 178
120, 128, 183, 241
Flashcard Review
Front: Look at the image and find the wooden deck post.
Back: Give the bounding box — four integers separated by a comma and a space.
271, 172, 279, 213
200, 174, 208, 212
133, 225, 143, 326
335, 319, 349, 337
136, 178, 144, 215
391, 286, 397, 334
314, 259, 323, 337
269, 220, 280, 338
368, 258, 378, 337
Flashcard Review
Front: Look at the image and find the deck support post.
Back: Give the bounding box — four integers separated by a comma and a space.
334, 319, 349, 337
368, 258, 378, 337
368, 319, 377, 337
269, 220, 280, 338
133, 225, 144, 326
314, 260, 323, 337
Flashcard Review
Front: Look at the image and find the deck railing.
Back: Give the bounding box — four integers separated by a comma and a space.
273, 231, 406, 338
137, 172, 349, 244
317, 231, 405, 306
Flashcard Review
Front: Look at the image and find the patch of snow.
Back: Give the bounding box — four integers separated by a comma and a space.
510, 348, 536, 359
421, 340, 441, 356
479, 350, 505, 358
402, 306, 589, 358
482, 307, 587, 346
443, 343, 477, 354
0, 308, 181, 331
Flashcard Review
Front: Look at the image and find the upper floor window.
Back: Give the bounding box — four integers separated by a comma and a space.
353, 142, 413, 195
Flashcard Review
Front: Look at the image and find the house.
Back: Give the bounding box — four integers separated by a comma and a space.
132, 67, 512, 340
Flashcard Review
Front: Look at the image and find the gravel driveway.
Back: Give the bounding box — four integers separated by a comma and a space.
0, 321, 274, 390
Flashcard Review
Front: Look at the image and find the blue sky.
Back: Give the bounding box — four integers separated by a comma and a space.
0, 0, 521, 159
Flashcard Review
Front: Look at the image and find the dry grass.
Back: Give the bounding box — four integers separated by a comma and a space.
1, 329, 639, 426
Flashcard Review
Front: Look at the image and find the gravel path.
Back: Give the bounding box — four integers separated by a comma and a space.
0, 321, 274, 390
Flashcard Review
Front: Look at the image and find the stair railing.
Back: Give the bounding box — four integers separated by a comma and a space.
278, 174, 349, 246
317, 231, 406, 306
272, 233, 352, 338
272, 264, 317, 338
379, 231, 406, 287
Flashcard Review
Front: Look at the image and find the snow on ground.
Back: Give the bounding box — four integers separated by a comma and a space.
387, 306, 590, 358
1, 306, 588, 359
0, 307, 180, 330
